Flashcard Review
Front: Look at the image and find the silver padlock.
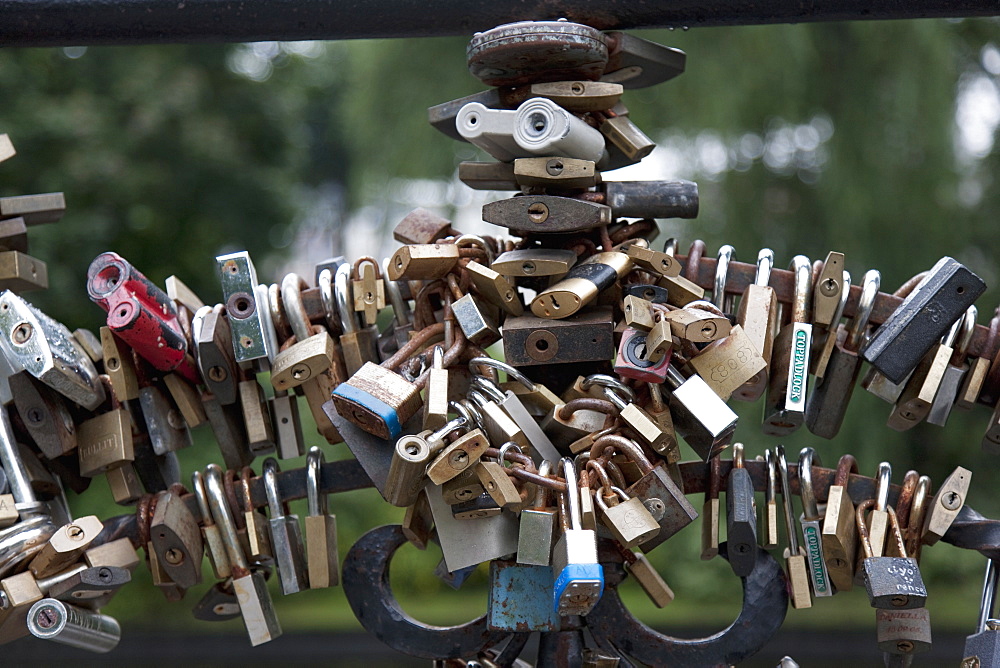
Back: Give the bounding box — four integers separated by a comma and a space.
263, 458, 309, 594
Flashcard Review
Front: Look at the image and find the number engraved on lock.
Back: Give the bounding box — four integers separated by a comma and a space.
802, 525, 829, 594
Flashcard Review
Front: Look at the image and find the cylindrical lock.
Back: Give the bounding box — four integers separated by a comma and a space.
531, 251, 632, 319
27, 598, 121, 653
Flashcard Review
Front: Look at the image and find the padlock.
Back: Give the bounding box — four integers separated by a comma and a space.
597, 434, 697, 552
957, 310, 995, 411
77, 403, 134, 478
962, 558, 1000, 666
203, 464, 282, 646
542, 398, 613, 449
876, 608, 932, 657
663, 364, 737, 461
823, 454, 859, 593
350, 257, 385, 327
270, 331, 336, 392
477, 444, 525, 510
451, 491, 502, 519
330, 361, 422, 440
763, 255, 813, 436
387, 420, 452, 506
139, 384, 192, 456
863, 256, 985, 383
726, 444, 758, 577
29, 516, 103, 579
614, 326, 671, 383
887, 312, 963, 431
26, 598, 121, 653
596, 485, 660, 549
0, 291, 105, 410
689, 324, 767, 401
334, 263, 379, 376
797, 448, 832, 598
270, 390, 304, 461
517, 460, 557, 566
811, 251, 846, 328
761, 450, 779, 549
190, 470, 231, 580
452, 291, 501, 346
810, 268, 851, 380
516, 157, 600, 190
503, 306, 615, 366
584, 375, 673, 455
9, 371, 77, 460
487, 559, 559, 633
0, 570, 43, 642
805, 269, 878, 439
387, 243, 460, 281
304, 446, 339, 589
700, 455, 720, 561
551, 457, 603, 617
238, 378, 276, 456
426, 420, 490, 486
623, 240, 681, 279
239, 468, 273, 567
733, 248, 778, 401
86, 251, 197, 381
149, 489, 204, 589
194, 306, 239, 405
392, 207, 455, 245
465, 260, 523, 317
263, 458, 309, 595
857, 499, 927, 610
927, 305, 977, 426
531, 252, 632, 319
492, 248, 577, 279
661, 303, 731, 344
617, 544, 674, 608
921, 465, 971, 544
774, 446, 812, 609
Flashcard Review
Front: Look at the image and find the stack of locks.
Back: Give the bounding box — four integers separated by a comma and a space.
1, 20, 1000, 667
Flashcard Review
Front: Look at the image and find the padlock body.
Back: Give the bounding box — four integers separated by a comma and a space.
862, 556, 927, 609
330, 362, 422, 440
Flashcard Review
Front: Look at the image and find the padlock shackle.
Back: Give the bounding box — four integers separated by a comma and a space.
469, 375, 506, 403
593, 433, 653, 475
306, 446, 326, 517
580, 373, 635, 403
978, 558, 1000, 634
334, 264, 359, 334
381, 259, 411, 328
906, 476, 931, 560
754, 248, 774, 287
797, 447, 823, 521
561, 457, 582, 531
262, 458, 287, 519
856, 497, 876, 559
203, 464, 249, 573
788, 255, 812, 325
833, 454, 858, 488
317, 268, 340, 333
712, 245, 735, 312
955, 305, 978, 360
453, 234, 494, 266
468, 356, 534, 391
775, 445, 800, 555
190, 471, 215, 527
846, 269, 879, 350
279, 273, 311, 342
875, 462, 892, 511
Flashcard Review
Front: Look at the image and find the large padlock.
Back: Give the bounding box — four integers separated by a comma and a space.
330, 361, 422, 440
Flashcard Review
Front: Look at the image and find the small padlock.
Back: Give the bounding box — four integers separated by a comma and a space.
596, 485, 660, 549
304, 446, 339, 589
263, 458, 309, 595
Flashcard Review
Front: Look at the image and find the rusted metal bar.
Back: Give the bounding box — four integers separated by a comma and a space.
1, 0, 998, 48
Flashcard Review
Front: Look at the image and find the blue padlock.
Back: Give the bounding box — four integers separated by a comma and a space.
551, 457, 603, 617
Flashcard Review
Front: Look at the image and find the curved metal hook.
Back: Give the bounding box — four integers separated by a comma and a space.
587, 543, 788, 667
342, 524, 518, 660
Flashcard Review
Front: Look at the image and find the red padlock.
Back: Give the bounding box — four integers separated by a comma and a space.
87, 251, 197, 382
614, 326, 671, 384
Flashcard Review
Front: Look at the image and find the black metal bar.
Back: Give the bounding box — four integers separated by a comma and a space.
1, 0, 998, 48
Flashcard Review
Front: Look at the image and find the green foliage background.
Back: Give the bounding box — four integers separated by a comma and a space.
2, 16, 1000, 644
